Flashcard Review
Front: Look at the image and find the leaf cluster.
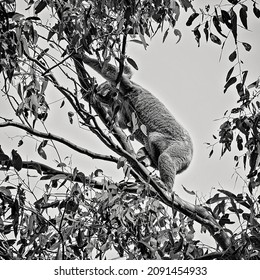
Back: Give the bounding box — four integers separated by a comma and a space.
0, 175, 205, 260
205, 189, 260, 259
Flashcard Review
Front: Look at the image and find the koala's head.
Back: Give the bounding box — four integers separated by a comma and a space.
96, 82, 119, 105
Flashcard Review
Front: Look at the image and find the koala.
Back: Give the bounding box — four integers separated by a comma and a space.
95, 81, 131, 130
82, 55, 193, 191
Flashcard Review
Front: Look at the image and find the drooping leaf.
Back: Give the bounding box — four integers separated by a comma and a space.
230, 9, 237, 44
221, 10, 232, 29
34, 0, 47, 14
213, 15, 227, 38
230, 198, 243, 219
243, 154, 247, 170
226, 66, 234, 82
239, 5, 248, 29
17, 83, 23, 99
37, 48, 49, 60
38, 147, 47, 160
229, 50, 237, 62
236, 83, 244, 96
130, 39, 145, 45
242, 42, 251, 51
25, 16, 41, 21
213, 200, 225, 217
219, 214, 235, 227
236, 134, 243, 151
17, 139, 23, 147
242, 70, 248, 85
210, 33, 221, 45
186, 12, 199, 26
11, 198, 19, 237
193, 25, 201, 46
253, 3, 260, 19
227, 0, 239, 4
245, 193, 254, 207
40, 140, 48, 148
203, 21, 209, 41
174, 28, 182, 43
182, 185, 195, 195
224, 76, 237, 93
206, 194, 219, 204
68, 111, 74, 124
127, 57, 138, 70
138, 31, 148, 50
37, 140, 48, 160
11, 150, 23, 171
163, 28, 169, 42
206, 194, 229, 204
60, 100, 65, 108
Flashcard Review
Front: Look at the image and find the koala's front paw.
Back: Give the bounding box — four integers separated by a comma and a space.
137, 147, 152, 167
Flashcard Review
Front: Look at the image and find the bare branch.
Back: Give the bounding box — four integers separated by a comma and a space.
0, 121, 117, 163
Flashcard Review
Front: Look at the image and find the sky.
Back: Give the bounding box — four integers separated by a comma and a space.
1, 2, 260, 206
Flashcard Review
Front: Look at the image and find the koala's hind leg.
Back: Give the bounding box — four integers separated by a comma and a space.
155, 139, 192, 192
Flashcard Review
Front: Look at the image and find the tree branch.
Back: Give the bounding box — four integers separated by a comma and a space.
0, 121, 117, 163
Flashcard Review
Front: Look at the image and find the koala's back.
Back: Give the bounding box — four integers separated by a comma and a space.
123, 82, 191, 143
